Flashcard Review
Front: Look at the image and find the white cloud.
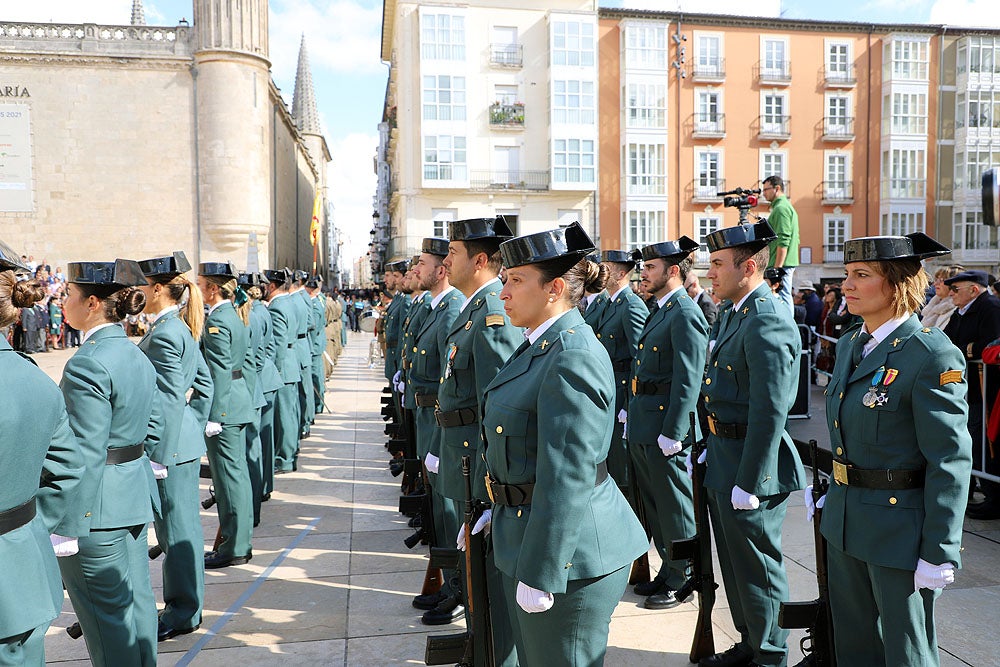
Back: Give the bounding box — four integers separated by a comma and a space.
327, 132, 379, 270
619, 0, 781, 16
0, 0, 131, 24
929, 0, 1000, 27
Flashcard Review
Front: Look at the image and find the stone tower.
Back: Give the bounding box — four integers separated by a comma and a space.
192, 0, 273, 266
131, 0, 145, 25
292, 34, 327, 220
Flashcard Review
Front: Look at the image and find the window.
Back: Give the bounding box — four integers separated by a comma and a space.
887, 38, 928, 80
421, 13, 465, 61
881, 211, 924, 235
492, 147, 520, 185
695, 215, 722, 262
552, 20, 595, 67
825, 153, 850, 199
626, 83, 666, 128
882, 149, 925, 199
553, 139, 595, 184
696, 34, 722, 77
625, 24, 667, 69
762, 93, 788, 134
431, 208, 456, 238
696, 89, 722, 131
957, 90, 1000, 130
958, 36, 1000, 75
624, 143, 666, 195
761, 151, 786, 182
497, 209, 519, 235
824, 216, 849, 262
423, 135, 467, 181
553, 80, 595, 125
762, 38, 788, 79
826, 42, 851, 80
826, 95, 851, 135
885, 92, 927, 134
625, 210, 665, 250
491, 26, 520, 66
695, 149, 722, 198
422, 75, 466, 121
957, 148, 1000, 192
557, 209, 581, 227
955, 210, 998, 251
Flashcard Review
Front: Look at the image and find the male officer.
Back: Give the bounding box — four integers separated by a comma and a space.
263, 269, 303, 474
438, 217, 522, 662
305, 276, 327, 415
626, 238, 706, 610
383, 261, 411, 403
700, 221, 806, 667
395, 261, 431, 469
290, 270, 316, 438
406, 238, 465, 625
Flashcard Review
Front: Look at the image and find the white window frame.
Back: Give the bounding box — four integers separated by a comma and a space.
695, 214, 722, 263
624, 23, 667, 70
887, 37, 929, 81
553, 138, 596, 184
825, 93, 852, 136
760, 36, 789, 78
694, 32, 724, 77
422, 134, 468, 184
825, 40, 852, 81
422, 74, 466, 122
553, 79, 596, 125
882, 148, 926, 199
824, 215, 850, 262
431, 208, 457, 239
695, 88, 723, 132
624, 142, 666, 196
824, 151, 851, 199
888, 92, 928, 134
760, 150, 787, 184
625, 81, 667, 129
694, 148, 723, 198
761, 91, 789, 133
420, 12, 466, 61
624, 209, 665, 251
552, 19, 595, 68
881, 210, 924, 236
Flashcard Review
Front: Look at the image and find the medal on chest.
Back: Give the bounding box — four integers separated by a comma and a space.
862, 366, 898, 408
444, 343, 458, 379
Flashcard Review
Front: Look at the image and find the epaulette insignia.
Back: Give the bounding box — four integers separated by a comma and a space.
489, 291, 497, 296
485, 315, 505, 327
540, 340, 549, 349
475, 298, 482, 306
922, 328, 931, 333
759, 297, 766, 302
742, 307, 749, 314
566, 329, 575, 334
940, 370, 962, 386
209, 326, 221, 334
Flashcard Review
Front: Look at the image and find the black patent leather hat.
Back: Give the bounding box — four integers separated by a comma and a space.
293, 269, 309, 283
499, 221, 596, 269
199, 261, 239, 280
68, 259, 148, 287
601, 249, 635, 266
843, 232, 950, 264
639, 236, 701, 262
422, 237, 450, 257
238, 271, 266, 288
138, 251, 191, 278
705, 221, 777, 253
386, 260, 409, 274
0, 240, 28, 273
449, 216, 515, 242
263, 268, 291, 284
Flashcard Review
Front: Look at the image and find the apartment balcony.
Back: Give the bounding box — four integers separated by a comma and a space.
822, 117, 855, 141
692, 59, 725, 82
490, 43, 523, 68
755, 61, 792, 85
822, 181, 854, 205
950, 247, 1000, 264
755, 115, 791, 141
824, 64, 857, 88
470, 169, 549, 192
691, 113, 726, 139
824, 244, 845, 263
881, 179, 926, 200
489, 103, 525, 129
689, 178, 726, 203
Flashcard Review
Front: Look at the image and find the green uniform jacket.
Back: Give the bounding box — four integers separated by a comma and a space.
201, 302, 254, 425
410, 288, 463, 398
701, 282, 806, 496
0, 340, 84, 638
58, 325, 159, 535
384, 291, 411, 380
482, 309, 648, 593
310, 293, 326, 357
137, 310, 213, 466
292, 290, 313, 370
266, 293, 301, 385
628, 289, 708, 444
437, 279, 522, 500
401, 292, 432, 410
821, 318, 972, 570
251, 300, 284, 394
582, 290, 610, 329
596, 287, 648, 372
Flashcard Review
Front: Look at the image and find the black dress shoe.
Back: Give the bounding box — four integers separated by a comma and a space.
157, 620, 199, 642
261, 492, 271, 502
421, 595, 465, 625
699, 643, 753, 667
633, 574, 666, 597
967, 500, 1000, 520
412, 589, 449, 610
644, 588, 682, 610
204, 551, 252, 569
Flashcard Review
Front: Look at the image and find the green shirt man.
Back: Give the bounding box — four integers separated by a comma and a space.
763, 176, 799, 310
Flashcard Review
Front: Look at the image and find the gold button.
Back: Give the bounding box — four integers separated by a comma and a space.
412, 346, 417, 352
639, 344, 643, 349
836, 447, 843, 455
839, 392, 844, 399
621, 379, 626, 384
517, 509, 523, 517
705, 396, 710, 402
834, 420, 839, 428
597, 333, 602, 338
463, 441, 469, 448
889, 497, 898, 505
705, 378, 711, 385
637, 360, 641, 365
659, 405, 664, 411
85, 512, 91, 517
714, 361, 718, 367
652, 346, 658, 352
440, 378, 444, 384
726, 365, 732, 371
609, 334, 614, 339
496, 426, 503, 434
221, 412, 226, 417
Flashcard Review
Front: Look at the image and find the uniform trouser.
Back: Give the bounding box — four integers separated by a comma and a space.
707, 488, 790, 667
827, 542, 940, 667
245, 407, 264, 526
273, 382, 301, 472
206, 424, 254, 558
59, 525, 157, 667
415, 406, 459, 600
630, 444, 695, 589
312, 354, 325, 413
501, 564, 628, 667
152, 458, 204, 630
259, 391, 277, 496
298, 367, 315, 433
0, 625, 47, 666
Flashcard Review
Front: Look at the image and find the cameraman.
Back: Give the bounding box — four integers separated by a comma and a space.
762, 175, 799, 311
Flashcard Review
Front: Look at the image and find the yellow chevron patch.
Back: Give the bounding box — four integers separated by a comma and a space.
939, 370, 962, 386
208, 326, 221, 334
485, 315, 505, 327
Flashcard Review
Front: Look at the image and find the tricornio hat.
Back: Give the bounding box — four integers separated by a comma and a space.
705, 221, 777, 253
422, 237, 450, 258
843, 232, 950, 264
944, 270, 989, 288
386, 260, 409, 274
499, 221, 596, 269
306, 275, 322, 288
138, 251, 191, 278
263, 267, 291, 284
68, 259, 147, 288
638, 237, 701, 263
199, 261, 239, 280
293, 269, 309, 283
448, 216, 515, 242
0, 240, 28, 273
601, 249, 636, 266
238, 272, 266, 288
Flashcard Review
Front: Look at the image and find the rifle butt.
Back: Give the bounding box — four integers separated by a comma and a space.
429, 546, 461, 571
628, 553, 651, 586
424, 632, 470, 665
421, 563, 443, 596
688, 613, 716, 662
778, 599, 820, 630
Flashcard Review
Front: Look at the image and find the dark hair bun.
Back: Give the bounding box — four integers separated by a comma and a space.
583, 260, 609, 293
12, 278, 46, 308
114, 286, 146, 319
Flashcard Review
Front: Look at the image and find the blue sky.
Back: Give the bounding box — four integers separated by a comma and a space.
9, 0, 1000, 265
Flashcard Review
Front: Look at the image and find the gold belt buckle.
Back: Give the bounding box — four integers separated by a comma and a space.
833, 460, 849, 486
485, 476, 495, 504
630, 377, 637, 394
707, 416, 718, 436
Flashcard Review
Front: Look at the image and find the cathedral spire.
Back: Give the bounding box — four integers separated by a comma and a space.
131, 0, 146, 26
292, 34, 322, 135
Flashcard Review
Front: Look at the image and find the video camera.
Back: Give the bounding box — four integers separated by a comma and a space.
717, 187, 763, 224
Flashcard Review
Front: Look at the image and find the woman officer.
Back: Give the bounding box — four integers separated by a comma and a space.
0, 242, 83, 666
57, 258, 161, 666
480, 221, 647, 665
136, 252, 214, 641
816, 232, 972, 666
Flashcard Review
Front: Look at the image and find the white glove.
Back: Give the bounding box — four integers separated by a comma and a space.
685, 448, 707, 479
50, 534, 79, 557
914, 558, 955, 591
515, 581, 555, 614
804, 485, 826, 522
393, 370, 401, 385
396, 378, 406, 393
424, 452, 440, 474
456, 509, 493, 551
617, 409, 627, 424
731, 485, 761, 510
150, 461, 169, 480
657, 434, 682, 457
205, 421, 223, 437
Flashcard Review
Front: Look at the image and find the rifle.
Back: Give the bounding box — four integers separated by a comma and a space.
401, 464, 443, 597
778, 439, 837, 667
669, 411, 717, 662
425, 455, 493, 666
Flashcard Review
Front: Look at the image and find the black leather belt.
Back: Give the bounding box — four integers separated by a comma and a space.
612, 359, 631, 373
297, 333, 307, 339
435, 407, 478, 428
106, 443, 144, 465
232, 369, 243, 380
287, 343, 294, 348
486, 461, 609, 507
707, 415, 747, 439
832, 461, 924, 490
0, 498, 36, 535
415, 393, 438, 408
631, 378, 670, 395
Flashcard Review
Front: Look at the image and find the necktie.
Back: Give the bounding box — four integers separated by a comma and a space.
852, 331, 872, 368
645, 303, 659, 325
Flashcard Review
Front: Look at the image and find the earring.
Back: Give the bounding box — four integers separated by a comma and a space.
548, 297, 554, 302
